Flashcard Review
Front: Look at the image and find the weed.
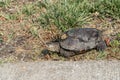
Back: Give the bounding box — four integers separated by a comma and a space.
38, 0, 91, 31
6, 13, 19, 20
90, 0, 120, 19
0, 32, 3, 43
96, 51, 108, 59
110, 40, 120, 47
0, 37, 3, 43
117, 33, 120, 38
22, 4, 36, 16
29, 27, 39, 37
0, 38, 3, 43
0, 0, 11, 8
0, 11, 20, 20
0, 1, 5, 7
38, 0, 120, 31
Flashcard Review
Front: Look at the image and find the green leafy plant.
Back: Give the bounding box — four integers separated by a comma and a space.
110, 40, 120, 47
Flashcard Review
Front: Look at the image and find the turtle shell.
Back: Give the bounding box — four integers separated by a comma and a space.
60, 37, 97, 51
60, 28, 104, 51
61, 28, 102, 41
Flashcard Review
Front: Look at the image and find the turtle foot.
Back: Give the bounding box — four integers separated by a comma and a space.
96, 41, 107, 51
59, 48, 76, 58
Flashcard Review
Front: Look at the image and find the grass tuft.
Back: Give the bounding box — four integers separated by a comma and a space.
38, 0, 120, 31
90, 0, 120, 19
38, 0, 91, 31
29, 26, 39, 37
96, 51, 108, 59
0, 1, 5, 7
110, 40, 120, 47
0, 0, 11, 8
22, 4, 36, 16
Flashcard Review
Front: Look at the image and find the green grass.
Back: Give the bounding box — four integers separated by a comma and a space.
29, 26, 39, 37
96, 51, 108, 60
117, 33, 120, 38
22, 3, 37, 16
38, 0, 120, 31
110, 33, 120, 47
110, 40, 120, 47
38, 0, 91, 31
1, 0, 120, 31
91, 0, 120, 19
0, 0, 11, 8
4, 13, 19, 20
0, 1, 5, 7
0, 37, 3, 43
0, 32, 3, 43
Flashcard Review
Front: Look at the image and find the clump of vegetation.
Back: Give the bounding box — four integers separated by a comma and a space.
0, 1, 5, 7
38, 0, 91, 31
22, 4, 37, 16
0, 37, 3, 43
110, 40, 120, 47
38, 0, 120, 31
91, 0, 120, 19
0, 0, 11, 8
97, 51, 108, 60
110, 33, 120, 47
0, 33, 3, 43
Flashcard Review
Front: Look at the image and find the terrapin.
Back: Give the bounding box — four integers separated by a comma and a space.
45, 28, 107, 57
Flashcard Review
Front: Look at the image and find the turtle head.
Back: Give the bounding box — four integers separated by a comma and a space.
46, 41, 60, 52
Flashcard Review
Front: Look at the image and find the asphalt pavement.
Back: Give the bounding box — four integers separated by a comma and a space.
0, 61, 120, 80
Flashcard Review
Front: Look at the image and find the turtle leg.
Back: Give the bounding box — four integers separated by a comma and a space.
96, 41, 107, 51
59, 48, 76, 58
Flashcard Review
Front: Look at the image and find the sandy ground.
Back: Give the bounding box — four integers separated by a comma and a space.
0, 61, 120, 80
